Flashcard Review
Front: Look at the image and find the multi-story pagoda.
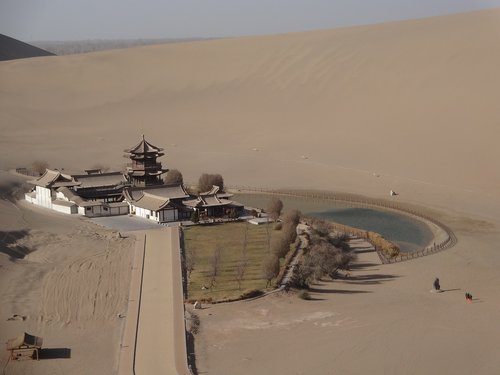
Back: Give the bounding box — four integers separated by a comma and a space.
124, 135, 168, 186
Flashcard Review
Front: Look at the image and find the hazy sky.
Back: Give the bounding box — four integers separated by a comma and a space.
2, 0, 500, 41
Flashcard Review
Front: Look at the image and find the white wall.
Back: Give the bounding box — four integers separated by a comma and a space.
25, 193, 36, 204
52, 203, 76, 215
35, 186, 53, 208
133, 206, 157, 222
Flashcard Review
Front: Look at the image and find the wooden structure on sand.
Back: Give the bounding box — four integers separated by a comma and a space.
6, 332, 43, 360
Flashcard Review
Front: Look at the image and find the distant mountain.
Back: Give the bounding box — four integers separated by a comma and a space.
0, 34, 55, 61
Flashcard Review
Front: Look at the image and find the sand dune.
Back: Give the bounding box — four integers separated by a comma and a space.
2, 8, 500, 375
1, 9, 500, 209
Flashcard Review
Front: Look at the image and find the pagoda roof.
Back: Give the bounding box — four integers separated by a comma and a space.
124, 135, 164, 155
183, 195, 233, 208
199, 185, 233, 199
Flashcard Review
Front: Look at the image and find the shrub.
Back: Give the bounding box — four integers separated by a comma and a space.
240, 289, 264, 300
198, 173, 224, 192
32, 160, 49, 176
282, 209, 301, 227
266, 197, 283, 221
164, 169, 184, 185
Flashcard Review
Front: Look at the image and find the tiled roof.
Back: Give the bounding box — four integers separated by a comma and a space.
183, 195, 233, 208
200, 185, 220, 196
132, 192, 173, 211
28, 169, 79, 188
124, 135, 164, 155
139, 185, 190, 200
56, 187, 103, 207
73, 172, 126, 188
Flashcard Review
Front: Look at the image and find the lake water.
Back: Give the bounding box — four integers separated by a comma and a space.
234, 193, 433, 253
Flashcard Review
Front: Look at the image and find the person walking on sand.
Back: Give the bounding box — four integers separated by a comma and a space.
465, 292, 472, 303
433, 277, 441, 291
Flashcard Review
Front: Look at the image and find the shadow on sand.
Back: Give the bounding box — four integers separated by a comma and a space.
39, 348, 71, 360
0, 230, 32, 259
308, 287, 372, 294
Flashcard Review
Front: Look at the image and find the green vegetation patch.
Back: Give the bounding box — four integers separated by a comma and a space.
184, 222, 283, 302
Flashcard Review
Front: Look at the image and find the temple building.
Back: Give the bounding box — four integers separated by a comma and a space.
123, 184, 192, 223
124, 135, 168, 187
25, 169, 129, 217
24, 135, 245, 223
183, 186, 243, 219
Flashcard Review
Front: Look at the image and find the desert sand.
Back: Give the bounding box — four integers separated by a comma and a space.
0, 172, 135, 374
1, 8, 500, 375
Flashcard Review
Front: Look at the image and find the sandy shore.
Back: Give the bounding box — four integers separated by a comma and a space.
1, 8, 500, 375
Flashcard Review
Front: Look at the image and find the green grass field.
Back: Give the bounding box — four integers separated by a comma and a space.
183, 222, 283, 302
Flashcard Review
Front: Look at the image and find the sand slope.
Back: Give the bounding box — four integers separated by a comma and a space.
2, 8, 500, 375
1, 9, 500, 214
0, 172, 134, 375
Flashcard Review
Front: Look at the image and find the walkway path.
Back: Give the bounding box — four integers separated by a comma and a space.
118, 227, 190, 375
347, 237, 381, 265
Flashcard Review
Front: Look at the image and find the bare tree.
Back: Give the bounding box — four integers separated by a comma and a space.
235, 258, 248, 290
266, 218, 272, 252
164, 169, 184, 185
271, 236, 291, 259
241, 222, 249, 259
283, 209, 301, 227
31, 160, 49, 176
262, 254, 280, 288
208, 245, 222, 289
198, 173, 224, 192
235, 223, 249, 289
282, 223, 298, 244
266, 197, 283, 221
185, 248, 196, 280
282, 209, 301, 244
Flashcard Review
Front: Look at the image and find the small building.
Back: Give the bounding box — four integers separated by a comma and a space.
123, 184, 191, 223
6, 332, 43, 361
25, 169, 80, 209
26, 169, 129, 217
183, 186, 244, 219
56, 186, 129, 217
71, 171, 127, 202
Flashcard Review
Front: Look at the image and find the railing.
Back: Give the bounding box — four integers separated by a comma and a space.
15, 168, 40, 177
126, 163, 163, 170
225, 185, 458, 264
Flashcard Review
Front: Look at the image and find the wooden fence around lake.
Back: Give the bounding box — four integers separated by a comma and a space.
226, 185, 458, 264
